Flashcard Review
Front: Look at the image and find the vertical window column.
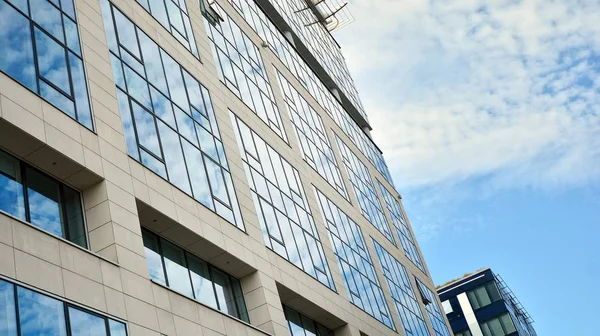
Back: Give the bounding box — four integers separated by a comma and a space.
0, 0, 93, 129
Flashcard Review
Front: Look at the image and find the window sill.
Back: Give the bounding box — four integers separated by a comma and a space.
0, 210, 120, 268
149, 279, 271, 336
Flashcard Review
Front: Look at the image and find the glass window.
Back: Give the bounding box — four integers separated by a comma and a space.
283, 305, 333, 336
161, 239, 194, 298
231, 113, 335, 290
0, 280, 17, 336
480, 313, 516, 336
275, 71, 348, 200
133, 0, 198, 57
101, 0, 244, 231
0, 0, 93, 129
224, 0, 395, 186
187, 254, 218, 309
0, 150, 87, 248
335, 136, 396, 245
142, 230, 166, 285
68, 307, 108, 336
313, 188, 394, 330
378, 181, 425, 272
26, 167, 63, 238
204, 5, 287, 142
467, 281, 503, 310
17, 286, 67, 336
1, 279, 127, 336
415, 279, 452, 336
141, 229, 249, 322
372, 239, 428, 335
456, 330, 472, 336
0, 151, 26, 221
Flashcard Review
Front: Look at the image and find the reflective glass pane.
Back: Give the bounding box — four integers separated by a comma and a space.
31, 0, 64, 42
161, 239, 193, 297
500, 314, 516, 334
34, 28, 70, 94
211, 268, 237, 317
157, 121, 191, 194
17, 286, 67, 336
0, 150, 26, 221
132, 102, 161, 157
63, 15, 81, 55
142, 230, 166, 285
68, 307, 108, 336
0, 280, 17, 336
231, 278, 248, 323
475, 286, 492, 307
487, 282, 502, 302
26, 167, 63, 237
187, 254, 218, 309
181, 140, 213, 209
108, 320, 127, 336
0, 2, 36, 91
488, 318, 504, 336
116, 90, 140, 160
69, 53, 92, 129
63, 185, 87, 248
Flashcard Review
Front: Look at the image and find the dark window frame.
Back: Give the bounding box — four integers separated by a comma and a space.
0, 277, 127, 336
0, 149, 88, 249
102, 0, 245, 231
141, 228, 250, 323
0, 0, 94, 130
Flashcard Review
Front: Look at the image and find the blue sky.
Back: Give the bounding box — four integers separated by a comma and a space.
336, 0, 600, 335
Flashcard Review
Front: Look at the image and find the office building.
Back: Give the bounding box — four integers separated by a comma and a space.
0, 0, 452, 334
437, 268, 537, 336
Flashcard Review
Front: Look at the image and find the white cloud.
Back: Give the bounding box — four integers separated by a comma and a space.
336, 0, 600, 191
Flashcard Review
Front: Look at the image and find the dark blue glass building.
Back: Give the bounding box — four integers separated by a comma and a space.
437, 268, 537, 336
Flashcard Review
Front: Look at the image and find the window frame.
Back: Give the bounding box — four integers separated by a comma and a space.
141, 228, 250, 322
0, 0, 94, 130
0, 277, 127, 336
0, 149, 89, 249
467, 281, 503, 311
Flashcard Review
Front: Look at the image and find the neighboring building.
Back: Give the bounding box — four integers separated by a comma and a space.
0, 0, 452, 335
437, 268, 537, 336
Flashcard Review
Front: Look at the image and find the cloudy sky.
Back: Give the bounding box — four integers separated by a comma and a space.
336, 0, 600, 335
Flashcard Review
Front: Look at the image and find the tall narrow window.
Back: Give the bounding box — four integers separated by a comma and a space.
314, 188, 394, 330
0, 0, 93, 129
101, 0, 244, 230
204, 4, 287, 142
372, 239, 429, 336
141, 229, 250, 322
335, 135, 396, 245
231, 112, 335, 290
0, 149, 87, 248
378, 181, 425, 272
467, 281, 502, 310
415, 279, 452, 336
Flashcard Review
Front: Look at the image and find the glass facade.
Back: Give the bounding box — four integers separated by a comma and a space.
372, 239, 429, 336
313, 187, 394, 330
335, 135, 395, 245
267, 0, 366, 121
276, 70, 348, 200
415, 279, 452, 336
283, 305, 334, 336
0, 149, 87, 248
101, 0, 244, 230
0, 279, 126, 336
480, 313, 517, 336
231, 112, 335, 289
134, 0, 198, 57
0, 0, 93, 129
225, 0, 395, 186
142, 229, 250, 322
204, 4, 287, 142
456, 330, 473, 336
377, 181, 425, 272
467, 281, 502, 310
